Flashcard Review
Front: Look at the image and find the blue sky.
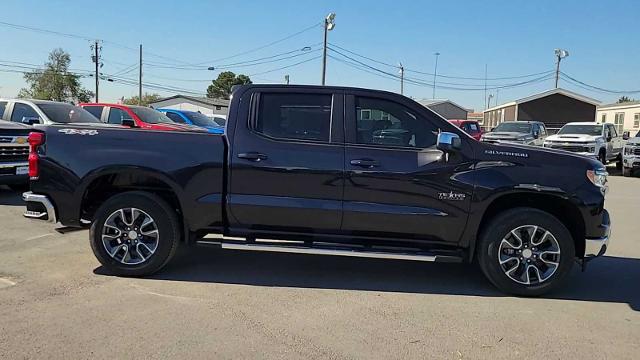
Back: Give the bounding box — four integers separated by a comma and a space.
1, 0, 638, 111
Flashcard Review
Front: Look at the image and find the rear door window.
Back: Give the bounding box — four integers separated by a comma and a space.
0, 101, 7, 119
255, 93, 332, 142
107, 108, 133, 125
84, 106, 104, 120
10, 103, 40, 123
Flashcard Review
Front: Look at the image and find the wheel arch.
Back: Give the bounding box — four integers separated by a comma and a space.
472, 192, 585, 260
78, 167, 187, 239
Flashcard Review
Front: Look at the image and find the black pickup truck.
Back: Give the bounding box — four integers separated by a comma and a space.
22, 85, 611, 296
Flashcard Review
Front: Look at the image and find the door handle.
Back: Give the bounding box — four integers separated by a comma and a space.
350, 159, 379, 168
238, 152, 268, 161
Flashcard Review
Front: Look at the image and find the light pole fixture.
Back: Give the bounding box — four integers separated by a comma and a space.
432, 52, 440, 99
321, 12, 336, 86
554, 48, 569, 88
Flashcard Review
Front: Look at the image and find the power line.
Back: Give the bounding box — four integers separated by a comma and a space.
560, 72, 640, 94
329, 42, 554, 81
249, 55, 321, 76
191, 22, 322, 65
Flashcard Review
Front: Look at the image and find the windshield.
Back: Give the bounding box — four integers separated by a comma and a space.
185, 112, 218, 127
130, 107, 174, 124
558, 124, 602, 135
493, 122, 532, 133
36, 103, 100, 123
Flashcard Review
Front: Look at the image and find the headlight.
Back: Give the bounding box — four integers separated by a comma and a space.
543, 142, 551, 147
586, 169, 608, 192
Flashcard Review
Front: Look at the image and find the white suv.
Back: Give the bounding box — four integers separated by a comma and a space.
543, 122, 624, 167
0, 99, 100, 125
622, 131, 640, 177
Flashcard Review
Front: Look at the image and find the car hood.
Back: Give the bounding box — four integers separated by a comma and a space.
0, 119, 31, 130
483, 131, 530, 140
626, 137, 640, 145
546, 134, 602, 142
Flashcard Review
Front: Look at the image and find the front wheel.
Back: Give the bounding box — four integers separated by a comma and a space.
616, 154, 623, 170
90, 191, 181, 276
477, 208, 575, 296
623, 167, 632, 177
598, 150, 607, 165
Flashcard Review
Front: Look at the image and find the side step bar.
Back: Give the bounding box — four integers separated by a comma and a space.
196, 239, 461, 263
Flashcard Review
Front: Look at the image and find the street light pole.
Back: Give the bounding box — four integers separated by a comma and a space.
321, 13, 336, 86
554, 48, 569, 88
432, 52, 440, 99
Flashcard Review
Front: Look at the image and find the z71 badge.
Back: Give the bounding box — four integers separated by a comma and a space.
58, 129, 99, 136
438, 191, 466, 201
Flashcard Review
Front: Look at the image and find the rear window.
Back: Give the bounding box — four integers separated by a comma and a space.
130, 107, 173, 124
84, 106, 104, 120
37, 103, 100, 123
255, 93, 332, 142
185, 112, 218, 127
464, 122, 480, 134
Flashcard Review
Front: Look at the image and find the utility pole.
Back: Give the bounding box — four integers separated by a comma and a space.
554, 48, 569, 88
432, 52, 440, 99
321, 13, 336, 86
91, 40, 101, 102
139, 44, 143, 105
399, 62, 404, 95
285, 74, 290, 85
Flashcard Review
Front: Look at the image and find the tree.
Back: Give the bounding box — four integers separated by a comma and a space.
207, 71, 252, 99
122, 93, 162, 106
617, 96, 635, 103
18, 48, 93, 103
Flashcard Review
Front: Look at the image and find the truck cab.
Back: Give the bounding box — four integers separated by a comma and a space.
480, 121, 547, 146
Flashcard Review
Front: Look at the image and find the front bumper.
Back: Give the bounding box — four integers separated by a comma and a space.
584, 209, 610, 259
623, 155, 640, 168
22, 191, 57, 223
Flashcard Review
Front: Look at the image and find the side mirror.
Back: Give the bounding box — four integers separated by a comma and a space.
21, 116, 40, 125
491, 127, 496, 132
623, 131, 630, 140
121, 118, 137, 128
533, 131, 540, 139
437, 132, 462, 153
606, 134, 612, 142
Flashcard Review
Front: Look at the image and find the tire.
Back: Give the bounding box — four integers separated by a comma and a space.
90, 191, 181, 276
616, 154, 623, 170
623, 167, 632, 177
598, 150, 607, 165
477, 207, 575, 296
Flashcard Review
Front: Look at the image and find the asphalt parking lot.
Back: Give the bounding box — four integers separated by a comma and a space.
0, 169, 638, 359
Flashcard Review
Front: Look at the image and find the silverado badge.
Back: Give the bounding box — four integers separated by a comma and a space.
438, 191, 466, 201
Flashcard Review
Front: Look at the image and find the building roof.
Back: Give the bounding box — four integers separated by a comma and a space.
483, 88, 601, 113
416, 99, 471, 112
597, 100, 640, 110
150, 95, 230, 108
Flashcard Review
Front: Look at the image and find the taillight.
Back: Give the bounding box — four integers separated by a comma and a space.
28, 132, 45, 179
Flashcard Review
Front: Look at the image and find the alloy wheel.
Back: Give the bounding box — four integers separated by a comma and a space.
498, 225, 561, 285
101, 208, 160, 265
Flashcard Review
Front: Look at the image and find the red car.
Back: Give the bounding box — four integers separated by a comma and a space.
449, 119, 483, 141
80, 103, 204, 132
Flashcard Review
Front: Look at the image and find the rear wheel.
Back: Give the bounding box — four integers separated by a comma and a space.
90, 191, 181, 276
477, 207, 575, 296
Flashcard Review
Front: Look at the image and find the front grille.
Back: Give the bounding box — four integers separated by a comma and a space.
634, 148, 640, 156
548, 144, 589, 152
0, 146, 29, 161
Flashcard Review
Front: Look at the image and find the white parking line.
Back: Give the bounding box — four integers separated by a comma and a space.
26, 233, 53, 241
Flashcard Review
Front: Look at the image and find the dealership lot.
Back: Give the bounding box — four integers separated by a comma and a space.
0, 170, 638, 359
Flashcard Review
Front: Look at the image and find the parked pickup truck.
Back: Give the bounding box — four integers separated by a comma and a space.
622, 130, 640, 177
544, 122, 624, 167
22, 85, 611, 296
0, 120, 30, 190
480, 121, 547, 146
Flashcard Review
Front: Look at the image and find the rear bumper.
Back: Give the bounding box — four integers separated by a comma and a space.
22, 191, 57, 223
584, 209, 610, 259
